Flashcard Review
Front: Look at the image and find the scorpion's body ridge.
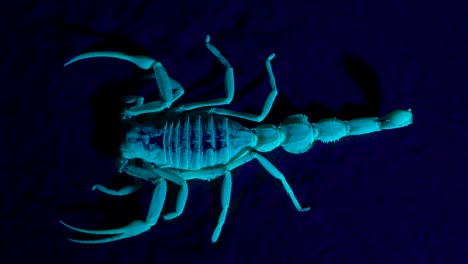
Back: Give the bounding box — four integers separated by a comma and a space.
60, 35, 413, 244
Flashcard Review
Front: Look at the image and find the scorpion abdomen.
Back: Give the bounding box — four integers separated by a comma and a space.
162, 113, 256, 170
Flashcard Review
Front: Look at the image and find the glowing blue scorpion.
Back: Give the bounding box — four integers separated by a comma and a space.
60, 35, 413, 244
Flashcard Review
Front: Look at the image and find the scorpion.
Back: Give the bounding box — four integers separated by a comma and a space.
60, 35, 413, 244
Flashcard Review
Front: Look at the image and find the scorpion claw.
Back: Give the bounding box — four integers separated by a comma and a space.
59, 220, 151, 244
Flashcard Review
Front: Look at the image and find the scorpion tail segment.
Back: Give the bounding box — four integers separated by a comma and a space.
253, 115, 317, 154
379, 109, 413, 130
64, 51, 156, 70
275, 109, 413, 152
314, 108, 413, 143
345, 108, 413, 137
278, 114, 318, 154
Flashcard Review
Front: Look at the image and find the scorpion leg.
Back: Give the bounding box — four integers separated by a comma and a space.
212, 171, 232, 243
124, 161, 188, 220
227, 152, 309, 212
122, 95, 144, 105
177, 167, 236, 243
121, 61, 184, 118
168, 35, 235, 113
92, 178, 142, 196
253, 153, 310, 212
163, 180, 188, 220
179, 151, 309, 242
139, 163, 188, 220
208, 53, 278, 122
60, 179, 167, 244
122, 159, 185, 185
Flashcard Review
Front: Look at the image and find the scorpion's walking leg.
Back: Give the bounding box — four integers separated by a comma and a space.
92, 178, 142, 196
91, 158, 142, 196
253, 153, 310, 212
123, 160, 188, 220
59, 179, 167, 244
224, 152, 310, 212
64, 51, 184, 118
208, 53, 278, 122
122, 159, 185, 185
211, 171, 232, 243
163, 180, 188, 220
122, 77, 185, 118
169, 35, 235, 113
179, 152, 308, 243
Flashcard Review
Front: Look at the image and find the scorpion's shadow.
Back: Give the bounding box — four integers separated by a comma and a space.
338, 54, 382, 119
266, 53, 382, 123
88, 77, 154, 229
86, 34, 152, 157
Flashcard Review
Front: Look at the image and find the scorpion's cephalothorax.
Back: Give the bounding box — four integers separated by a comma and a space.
121, 113, 257, 170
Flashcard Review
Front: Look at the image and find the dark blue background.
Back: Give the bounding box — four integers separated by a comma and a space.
1, 0, 466, 263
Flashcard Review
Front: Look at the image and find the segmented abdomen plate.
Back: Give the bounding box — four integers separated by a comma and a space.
163, 114, 254, 170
